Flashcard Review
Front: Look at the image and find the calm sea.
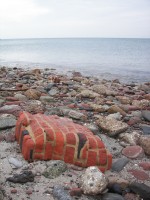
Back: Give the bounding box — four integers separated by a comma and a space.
0, 38, 150, 83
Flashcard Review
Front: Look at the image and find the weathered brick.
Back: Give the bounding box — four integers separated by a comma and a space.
15, 112, 112, 171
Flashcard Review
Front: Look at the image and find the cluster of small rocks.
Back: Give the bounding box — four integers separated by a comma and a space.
0, 66, 150, 200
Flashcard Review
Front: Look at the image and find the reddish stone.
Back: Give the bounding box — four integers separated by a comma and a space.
11, 189, 17, 194
70, 188, 82, 196
124, 193, 140, 200
6, 97, 18, 101
128, 169, 149, 180
5, 134, 15, 143
26, 189, 32, 195
139, 162, 150, 171
144, 94, 150, 100
5, 101, 22, 105
127, 117, 141, 126
122, 146, 144, 159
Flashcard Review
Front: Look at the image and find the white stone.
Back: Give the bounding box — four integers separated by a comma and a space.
80, 166, 108, 195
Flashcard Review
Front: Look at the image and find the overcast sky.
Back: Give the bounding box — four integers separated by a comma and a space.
0, 0, 150, 39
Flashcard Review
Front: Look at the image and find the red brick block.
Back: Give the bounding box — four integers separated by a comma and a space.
15, 112, 112, 171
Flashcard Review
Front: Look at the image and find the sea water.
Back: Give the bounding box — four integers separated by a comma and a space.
0, 38, 150, 83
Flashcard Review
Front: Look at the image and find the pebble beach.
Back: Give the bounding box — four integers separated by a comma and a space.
0, 66, 150, 200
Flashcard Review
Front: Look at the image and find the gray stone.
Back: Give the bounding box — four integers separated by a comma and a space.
43, 160, 67, 179
84, 123, 100, 135
48, 87, 59, 96
102, 193, 124, 200
68, 110, 87, 120
81, 166, 108, 195
140, 124, 150, 135
40, 96, 55, 102
111, 157, 129, 172
129, 182, 150, 200
53, 185, 72, 200
99, 134, 123, 157
14, 93, 28, 101
8, 157, 23, 168
45, 83, 55, 91
142, 110, 150, 122
0, 114, 16, 130
0, 105, 21, 116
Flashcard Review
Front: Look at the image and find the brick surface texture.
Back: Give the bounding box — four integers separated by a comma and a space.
15, 112, 112, 172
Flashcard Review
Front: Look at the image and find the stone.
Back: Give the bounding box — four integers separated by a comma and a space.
97, 116, 128, 136
68, 110, 87, 120
138, 136, 150, 155
107, 112, 122, 120
142, 110, 150, 122
8, 157, 23, 168
43, 160, 67, 179
128, 169, 149, 180
24, 89, 41, 100
88, 103, 107, 112
14, 94, 28, 101
80, 166, 108, 195
107, 175, 129, 189
84, 123, 100, 135
48, 87, 59, 96
92, 84, 115, 96
102, 193, 124, 200
99, 134, 123, 156
131, 111, 142, 118
127, 117, 141, 126
79, 89, 100, 98
70, 188, 82, 196
11, 189, 17, 194
0, 114, 16, 129
108, 105, 126, 116
6, 171, 34, 183
21, 100, 44, 114
132, 99, 149, 109
119, 132, 140, 146
45, 83, 55, 91
122, 146, 144, 159
108, 183, 122, 194
111, 157, 129, 172
53, 185, 72, 200
140, 124, 150, 135
40, 96, 55, 102
139, 162, 150, 170
129, 182, 150, 200
0, 105, 21, 117
124, 193, 141, 200
116, 96, 131, 104
144, 93, 150, 100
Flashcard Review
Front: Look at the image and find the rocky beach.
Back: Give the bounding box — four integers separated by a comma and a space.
0, 66, 150, 200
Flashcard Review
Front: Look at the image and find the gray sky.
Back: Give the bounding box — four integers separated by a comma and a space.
0, 0, 150, 38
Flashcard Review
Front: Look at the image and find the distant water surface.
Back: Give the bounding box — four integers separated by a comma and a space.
0, 38, 150, 83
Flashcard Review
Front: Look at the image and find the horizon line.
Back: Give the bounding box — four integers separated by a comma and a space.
1, 36, 150, 40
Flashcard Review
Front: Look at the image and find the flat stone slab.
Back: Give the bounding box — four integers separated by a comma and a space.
111, 157, 129, 172
128, 169, 149, 181
97, 116, 128, 136
122, 145, 144, 159
0, 114, 16, 130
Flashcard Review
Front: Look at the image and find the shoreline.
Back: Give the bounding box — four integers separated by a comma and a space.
1, 64, 150, 84
0, 66, 150, 200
